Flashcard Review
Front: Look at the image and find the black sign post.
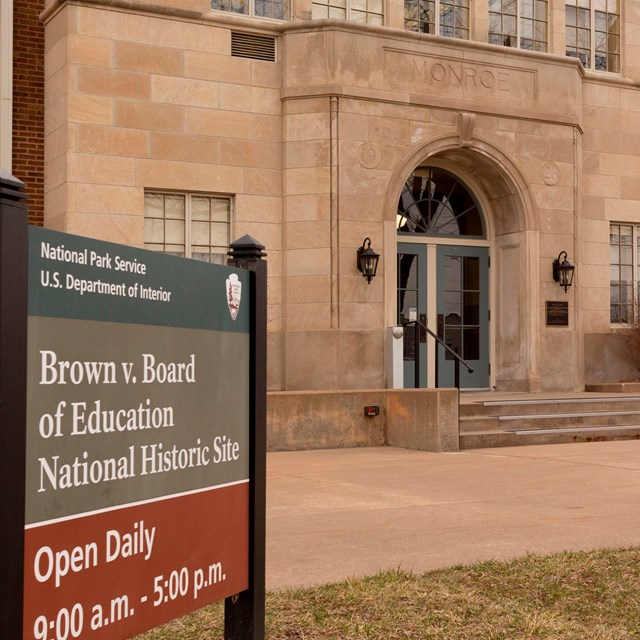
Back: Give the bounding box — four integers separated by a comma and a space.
0, 170, 28, 640
225, 236, 268, 640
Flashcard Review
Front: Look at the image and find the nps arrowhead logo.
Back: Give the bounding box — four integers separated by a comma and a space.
226, 273, 242, 321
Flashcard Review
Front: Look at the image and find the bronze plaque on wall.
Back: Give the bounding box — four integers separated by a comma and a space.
546, 301, 569, 326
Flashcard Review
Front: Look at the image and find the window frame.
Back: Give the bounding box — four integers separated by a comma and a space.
565, 0, 620, 73
610, 223, 638, 326
144, 190, 233, 265
488, 0, 548, 51
211, 0, 290, 21
404, 0, 470, 39
312, 0, 384, 25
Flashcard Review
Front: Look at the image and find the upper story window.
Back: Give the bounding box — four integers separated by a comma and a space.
145, 192, 231, 265
404, 0, 470, 38
565, 0, 620, 72
312, 0, 383, 24
212, 0, 289, 20
489, 0, 548, 50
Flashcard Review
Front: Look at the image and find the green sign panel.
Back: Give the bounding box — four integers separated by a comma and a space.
23, 228, 251, 640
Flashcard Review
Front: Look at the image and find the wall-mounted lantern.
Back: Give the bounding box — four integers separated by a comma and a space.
356, 237, 379, 284
552, 251, 575, 292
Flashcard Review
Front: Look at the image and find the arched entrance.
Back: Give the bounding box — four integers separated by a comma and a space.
396, 167, 490, 389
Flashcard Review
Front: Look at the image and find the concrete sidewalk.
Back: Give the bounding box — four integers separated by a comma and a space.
266, 441, 640, 590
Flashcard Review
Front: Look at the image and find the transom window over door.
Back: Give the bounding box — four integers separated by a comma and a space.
397, 168, 485, 238
404, 0, 470, 38
489, 0, 548, 50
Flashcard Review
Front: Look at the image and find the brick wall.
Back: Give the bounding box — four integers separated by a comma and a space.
13, 0, 45, 226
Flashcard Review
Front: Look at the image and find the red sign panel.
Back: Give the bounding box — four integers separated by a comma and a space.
24, 483, 249, 640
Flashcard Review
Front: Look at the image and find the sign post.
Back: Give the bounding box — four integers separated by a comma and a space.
225, 236, 267, 640
0, 170, 28, 639
1, 176, 266, 640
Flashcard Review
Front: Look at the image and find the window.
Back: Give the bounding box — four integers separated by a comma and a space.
489, 0, 548, 50
397, 169, 485, 238
404, 0, 470, 38
144, 192, 231, 265
565, 0, 620, 72
212, 0, 289, 20
312, 0, 383, 25
610, 224, 638, 324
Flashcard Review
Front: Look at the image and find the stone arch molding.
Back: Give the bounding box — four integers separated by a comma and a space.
386, 134, 541, 391
384, 134, 537, 236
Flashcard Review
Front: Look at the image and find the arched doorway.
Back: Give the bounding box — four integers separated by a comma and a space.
396, 167, 490, 389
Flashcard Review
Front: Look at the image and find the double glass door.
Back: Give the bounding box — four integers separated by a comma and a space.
397, 242, 489, 389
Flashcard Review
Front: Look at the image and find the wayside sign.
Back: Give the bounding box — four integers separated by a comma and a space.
0, 173, 266, 640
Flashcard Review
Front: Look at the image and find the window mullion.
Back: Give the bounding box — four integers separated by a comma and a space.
591, 4, 596, 69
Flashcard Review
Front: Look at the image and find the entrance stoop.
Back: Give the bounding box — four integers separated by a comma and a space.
459, 392, 640, 449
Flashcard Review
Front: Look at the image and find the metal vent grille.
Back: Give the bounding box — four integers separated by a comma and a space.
231, 32, 276, 62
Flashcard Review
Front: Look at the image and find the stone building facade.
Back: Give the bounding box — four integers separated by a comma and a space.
8, 0, 640, 392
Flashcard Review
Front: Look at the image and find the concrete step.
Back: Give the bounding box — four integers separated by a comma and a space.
460, 395, 640, 418
458, 393, 640, 449
460, 424, 640, 449
460, 409, 640, 433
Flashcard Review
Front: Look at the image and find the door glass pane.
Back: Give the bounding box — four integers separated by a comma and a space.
463, 256, 480, 289
398, 253, 418, 289
463, 327, 480, 360
401, 291, 418, 360
400, 290, 417, 323
464, 292, 480, 325
444, 327, 461, 360
444, 291, 462, 324
444, 255, 462, 291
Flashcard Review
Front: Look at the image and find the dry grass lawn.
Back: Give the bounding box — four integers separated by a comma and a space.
136, 547, 640, 639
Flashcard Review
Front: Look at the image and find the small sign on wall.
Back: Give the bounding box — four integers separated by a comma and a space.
546, 301, 569, 327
